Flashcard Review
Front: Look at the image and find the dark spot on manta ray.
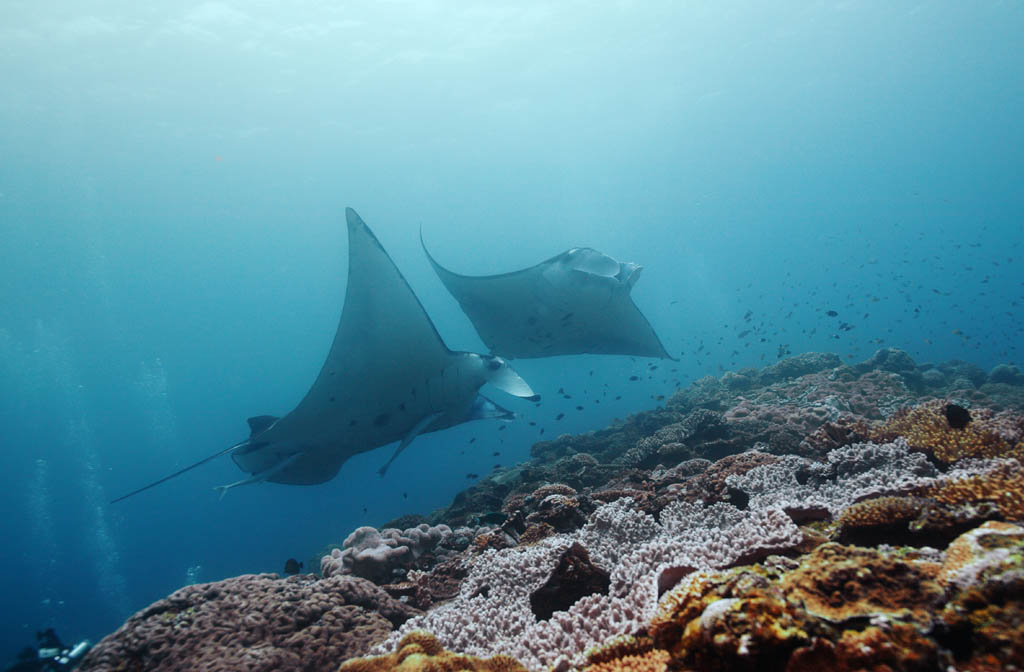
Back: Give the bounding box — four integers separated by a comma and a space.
945, 403, 971, 429
373, 413, 390, 427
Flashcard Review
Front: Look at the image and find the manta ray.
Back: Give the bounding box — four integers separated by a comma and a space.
112, 208, 537, 503
422, 235, 674, 359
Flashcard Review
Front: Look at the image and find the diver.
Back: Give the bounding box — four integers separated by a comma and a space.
3, 629, 91, 672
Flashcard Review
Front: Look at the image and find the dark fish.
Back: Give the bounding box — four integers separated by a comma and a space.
575, 405, 583, 411
826, 310, 838, 317
629, 375, 639, 381
492, 451, 500, 456
283, 558, 303, 575
944, 404, 971, 429
466, 472, 478, 479
556, 413, 565, 420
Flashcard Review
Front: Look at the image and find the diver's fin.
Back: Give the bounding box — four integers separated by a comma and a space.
246, 415, 279, 436
110, 442, 245, 504
378, 411, 443, 477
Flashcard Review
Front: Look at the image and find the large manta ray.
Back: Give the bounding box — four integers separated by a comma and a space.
113, 208, 537, 503
422, 235, 674, 360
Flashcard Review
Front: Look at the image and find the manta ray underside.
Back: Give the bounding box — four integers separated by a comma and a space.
112, 208, 537, 503
422, 235, 674, 360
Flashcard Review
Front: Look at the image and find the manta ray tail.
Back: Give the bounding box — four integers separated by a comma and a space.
110, 443, 245, 504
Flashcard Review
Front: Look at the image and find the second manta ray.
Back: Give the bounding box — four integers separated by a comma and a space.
422, 236, 674, 359
112, 208, 537, 503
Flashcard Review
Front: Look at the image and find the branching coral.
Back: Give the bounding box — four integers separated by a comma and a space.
869, 400, 1023, 463
916, 459, 1024, 522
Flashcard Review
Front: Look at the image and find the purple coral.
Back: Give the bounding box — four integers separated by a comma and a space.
78, 574, 419, 672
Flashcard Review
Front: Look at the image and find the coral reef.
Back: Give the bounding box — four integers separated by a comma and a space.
86, 349, 1024, 672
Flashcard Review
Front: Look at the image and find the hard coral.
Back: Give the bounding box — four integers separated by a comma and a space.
938, 522, 1024, 670
322, 524, 453, 584
917, 459, 1024, 522
78, 574, 420, 672
869, 400, 1023, 463
779, 543, 943, 627
582, 648, 669, 672
339, 630, 527, 672
650, 567, 816, 672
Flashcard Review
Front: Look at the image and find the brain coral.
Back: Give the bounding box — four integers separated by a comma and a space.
78, 574, 421, 672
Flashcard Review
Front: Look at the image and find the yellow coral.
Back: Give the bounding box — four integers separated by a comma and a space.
339, 631, 526, 672
870, 401, 1023, 463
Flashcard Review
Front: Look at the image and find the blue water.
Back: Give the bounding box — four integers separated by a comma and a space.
1, 1, 1021, 661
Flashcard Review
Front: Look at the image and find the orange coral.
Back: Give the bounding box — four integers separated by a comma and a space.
918, 461, 1024, 522
338, 630, 526, 672
837, 496, 925, 530
582, 649, 669, 672
869, 401, 1023, 463
779, 543, 943, 627
584, 635, 655, 666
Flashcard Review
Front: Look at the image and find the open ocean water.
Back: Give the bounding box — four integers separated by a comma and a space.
0, 1, 1021, 663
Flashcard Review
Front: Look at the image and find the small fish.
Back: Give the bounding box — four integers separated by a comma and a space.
826, 310, 838, 317
944, 404, 971, 429
629, 375, 639, 381
466, 472, 479, 479
556, 413, 565, 420
283, 558, 303, 575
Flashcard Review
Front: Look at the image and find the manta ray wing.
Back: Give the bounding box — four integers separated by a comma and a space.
113, 208, 536, 502
233, 209, 537, 485
422, 233, 673, 359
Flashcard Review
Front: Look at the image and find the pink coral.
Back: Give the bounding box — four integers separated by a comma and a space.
78, 574, 420, 672
322, 523, 453, 583
376, 497, 802, 671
